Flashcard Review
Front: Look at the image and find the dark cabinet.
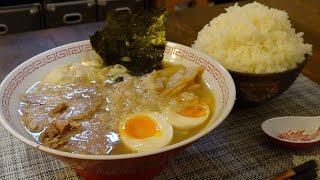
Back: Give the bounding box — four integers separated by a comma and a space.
44, 0, 97, 28
0, 3, 44, 35
97, 0, 144, 21
0, 0, 147, 35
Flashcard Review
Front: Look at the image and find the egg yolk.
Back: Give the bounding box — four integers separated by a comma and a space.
124, 115, 158, 139
176, 105, 206, 118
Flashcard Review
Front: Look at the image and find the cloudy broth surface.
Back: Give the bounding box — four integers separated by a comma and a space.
19, 61, 215, 155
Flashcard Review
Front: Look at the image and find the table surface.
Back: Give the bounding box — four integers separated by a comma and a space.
1, 1, 320, 180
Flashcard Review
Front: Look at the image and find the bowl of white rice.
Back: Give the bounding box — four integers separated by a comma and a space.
192, 2, 312, 106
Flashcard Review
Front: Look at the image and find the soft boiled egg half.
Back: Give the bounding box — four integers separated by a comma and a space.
119, 111, 173, 152
163, 101, 210, 130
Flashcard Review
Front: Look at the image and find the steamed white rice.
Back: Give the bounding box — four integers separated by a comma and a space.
192, 2, 312, 74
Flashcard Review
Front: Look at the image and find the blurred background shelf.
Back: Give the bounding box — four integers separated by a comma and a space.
0, 0, 146, 35
44, 0, 97, 28
0, 3, 44, 35
0, 0, 245, 35
97, 0, 144, 21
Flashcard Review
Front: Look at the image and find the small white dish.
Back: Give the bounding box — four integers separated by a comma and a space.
261, 116, 320, 149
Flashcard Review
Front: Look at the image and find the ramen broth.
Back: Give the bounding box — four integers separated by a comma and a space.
19, 60, 215, 155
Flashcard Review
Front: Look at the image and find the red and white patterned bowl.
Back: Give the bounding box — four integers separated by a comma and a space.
262, 116, 320, 150
0, 40, 236, 179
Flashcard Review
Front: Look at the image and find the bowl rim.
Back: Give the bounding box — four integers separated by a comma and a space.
228, 56, 309, 76
0, 40, 236, 160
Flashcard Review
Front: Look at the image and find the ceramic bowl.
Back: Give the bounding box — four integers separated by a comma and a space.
0, 40, 236, 179
229, 58, 308, 107
261, 116, 320, 150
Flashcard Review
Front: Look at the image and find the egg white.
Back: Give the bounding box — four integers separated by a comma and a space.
119, 111, 173, 152
163, 103, 210, 130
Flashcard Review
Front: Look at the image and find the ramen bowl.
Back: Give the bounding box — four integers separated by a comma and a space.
0, 40, 236, 179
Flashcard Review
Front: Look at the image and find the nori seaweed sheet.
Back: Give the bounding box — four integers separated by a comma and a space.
90, 8, 167, 76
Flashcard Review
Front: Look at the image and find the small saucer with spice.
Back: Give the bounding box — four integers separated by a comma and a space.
261, 115, 320, 150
